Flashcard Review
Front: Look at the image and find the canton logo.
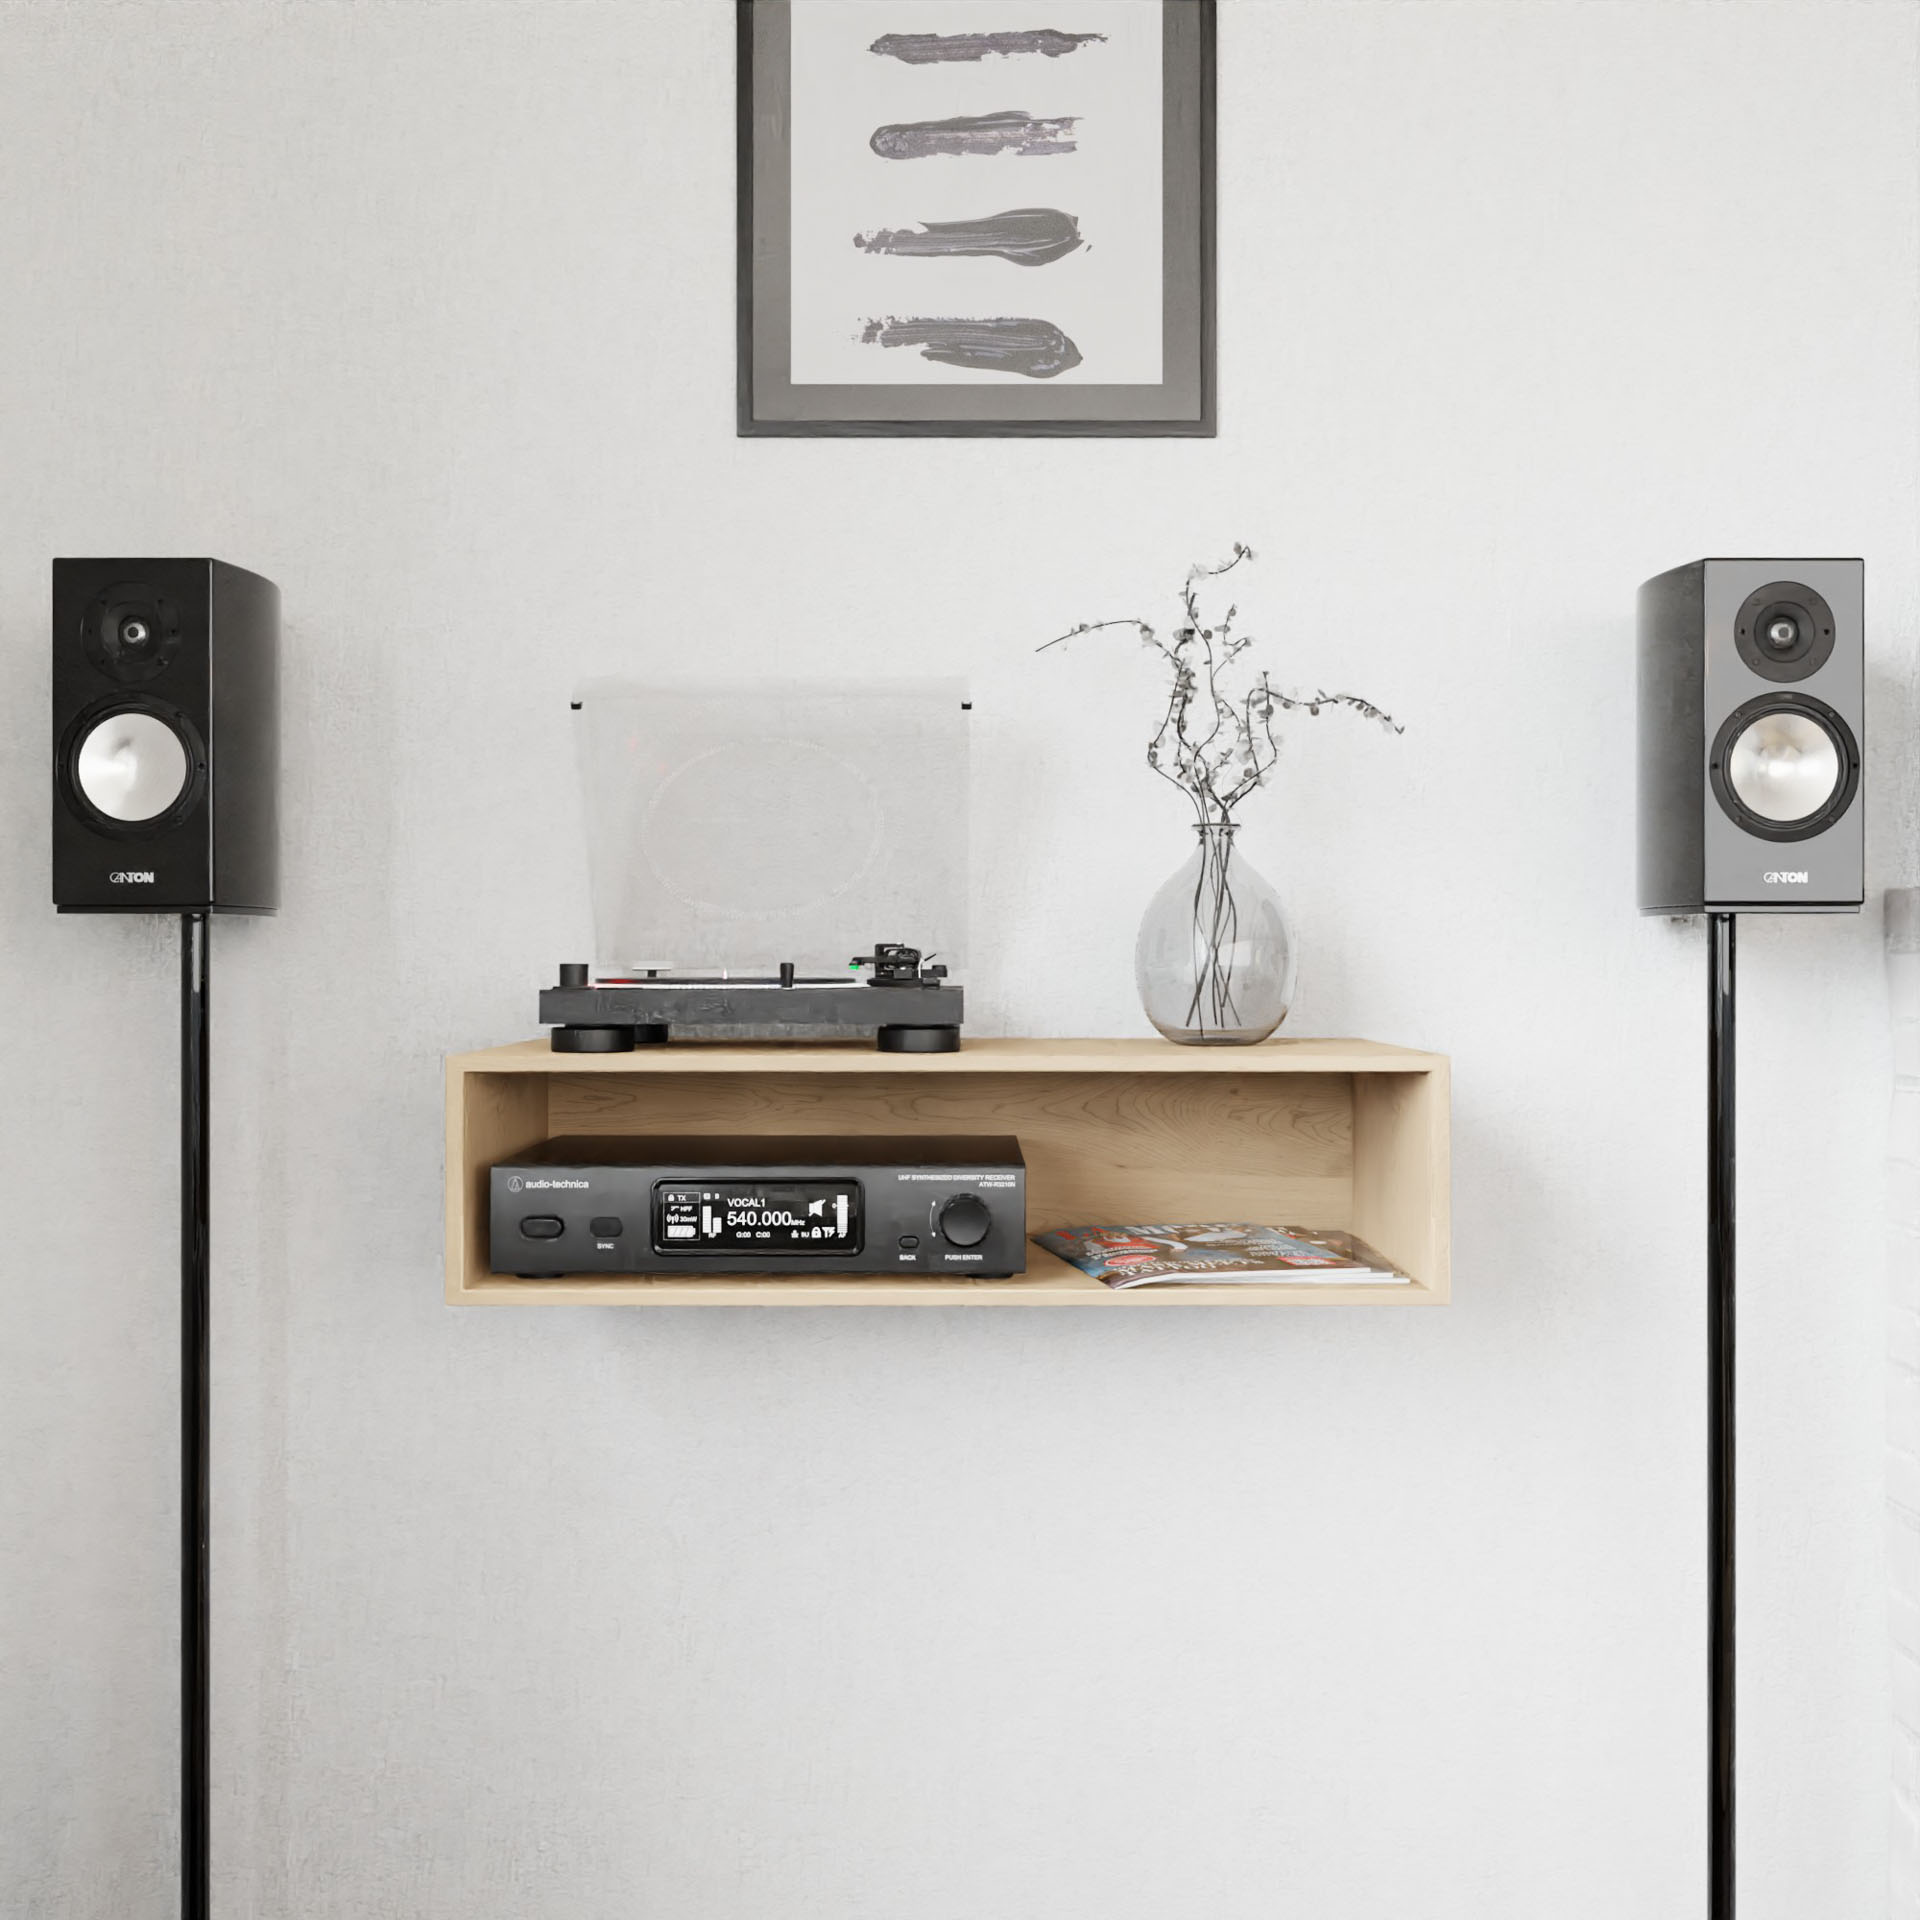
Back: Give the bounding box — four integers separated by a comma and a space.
109, 871, 156, 884
1764, 871, 1810, 884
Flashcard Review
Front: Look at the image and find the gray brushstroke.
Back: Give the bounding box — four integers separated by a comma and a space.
858, 315, 1083, 380
870, 111, 1077, 162
854, 207, 1084, 268
869, 29, 1106, 65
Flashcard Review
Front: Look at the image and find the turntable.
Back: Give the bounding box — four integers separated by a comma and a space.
540, 942, 963, 1052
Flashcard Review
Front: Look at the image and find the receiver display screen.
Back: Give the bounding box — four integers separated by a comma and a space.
653, 1181, 862, 1255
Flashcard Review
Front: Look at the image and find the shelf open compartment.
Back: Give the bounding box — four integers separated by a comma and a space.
445, 1038, 1449, 1305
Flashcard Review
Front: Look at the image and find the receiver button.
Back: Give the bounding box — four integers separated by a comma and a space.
937, 1195, 991, 1249
519, 1216, 565, 1240
589, 1216, 624, 1238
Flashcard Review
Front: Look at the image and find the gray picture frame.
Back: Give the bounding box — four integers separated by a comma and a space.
737, 0, 1216, 437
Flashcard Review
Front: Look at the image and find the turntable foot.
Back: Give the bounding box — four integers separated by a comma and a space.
553, 1025, 632, 1053
877, 1025, 960, 1053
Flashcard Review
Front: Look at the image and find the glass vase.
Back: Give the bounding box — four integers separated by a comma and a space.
1135, 822, 1296, 1045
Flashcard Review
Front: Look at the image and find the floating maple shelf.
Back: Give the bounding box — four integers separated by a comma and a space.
444, 1037, 1450, 1306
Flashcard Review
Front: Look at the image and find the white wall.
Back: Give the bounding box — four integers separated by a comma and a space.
1, 3, 1914, 1916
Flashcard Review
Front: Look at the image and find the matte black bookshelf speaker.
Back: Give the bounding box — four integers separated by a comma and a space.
51, 558, 279, 913
1637, 557, 1863, 914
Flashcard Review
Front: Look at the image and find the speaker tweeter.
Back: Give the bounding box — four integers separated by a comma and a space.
83, 582, 183, 683
1732, 580, 1835, 683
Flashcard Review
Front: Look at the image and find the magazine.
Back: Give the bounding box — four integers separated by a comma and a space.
1033, 1223, 1411, 1289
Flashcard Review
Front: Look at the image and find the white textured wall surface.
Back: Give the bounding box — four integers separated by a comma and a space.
1, 3, 1915, 1917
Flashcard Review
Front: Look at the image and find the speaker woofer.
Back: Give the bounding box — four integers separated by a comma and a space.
60, 700, 206, 834
1709, 693, 1858, 842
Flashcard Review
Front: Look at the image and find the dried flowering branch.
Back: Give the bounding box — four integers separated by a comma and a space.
1039, 543, 1402, 827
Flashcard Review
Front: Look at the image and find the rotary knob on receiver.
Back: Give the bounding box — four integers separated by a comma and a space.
937, 1194, 993, 1249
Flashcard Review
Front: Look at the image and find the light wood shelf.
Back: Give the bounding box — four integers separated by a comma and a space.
445, 1037, 1450, 1306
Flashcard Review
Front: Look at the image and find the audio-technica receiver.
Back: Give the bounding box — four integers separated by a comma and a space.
490, 1135, 1026, 1278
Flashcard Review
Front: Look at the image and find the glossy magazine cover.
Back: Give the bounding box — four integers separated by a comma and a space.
1033, 1223, 1407, 1287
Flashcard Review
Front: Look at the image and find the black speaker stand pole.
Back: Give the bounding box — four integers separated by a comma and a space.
181, 912, 211, 1920
1707, 911, 1735, 1920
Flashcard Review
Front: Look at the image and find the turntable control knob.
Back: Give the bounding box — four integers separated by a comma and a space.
937, 1194, 992, 1249
559, 962, 588, 988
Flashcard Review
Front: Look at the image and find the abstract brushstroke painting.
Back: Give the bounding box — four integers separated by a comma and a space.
858, 315, 1084, 378
853, 208, 1085, 268
869, 29, 1107, 65
740, 1, 1214, 433
788, 3, 1158, 387
869, 109, 1079, 161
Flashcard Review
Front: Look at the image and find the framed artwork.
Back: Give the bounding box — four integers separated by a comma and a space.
737, 0, 1215, 437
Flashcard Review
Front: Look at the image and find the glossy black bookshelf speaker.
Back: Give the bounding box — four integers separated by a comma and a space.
51, 558, 279, 913
1637, 557, 1863, 914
